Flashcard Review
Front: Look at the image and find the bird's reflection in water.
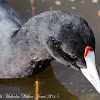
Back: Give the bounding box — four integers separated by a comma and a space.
51, 60, 100, 100
0, 65, 78, 100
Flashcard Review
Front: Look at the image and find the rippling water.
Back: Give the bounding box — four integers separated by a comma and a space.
0, 0, 100, 100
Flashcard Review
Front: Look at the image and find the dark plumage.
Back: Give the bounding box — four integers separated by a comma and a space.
0, 0, 95, 78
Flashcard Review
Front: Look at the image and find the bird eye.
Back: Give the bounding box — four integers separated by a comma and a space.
69, 55, 77, 59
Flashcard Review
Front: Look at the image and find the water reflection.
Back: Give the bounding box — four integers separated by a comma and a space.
55, 1, 61, 6
91, 0, 98, 3
51, 61, 100, 100
0, 65, 78, 100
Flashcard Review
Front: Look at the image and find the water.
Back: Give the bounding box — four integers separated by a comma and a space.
0, 0, 100, 100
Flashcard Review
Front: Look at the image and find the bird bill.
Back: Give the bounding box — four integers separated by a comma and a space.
81, 50, 100, 93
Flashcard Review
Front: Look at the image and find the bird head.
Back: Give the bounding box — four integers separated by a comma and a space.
45, 15, 100, 93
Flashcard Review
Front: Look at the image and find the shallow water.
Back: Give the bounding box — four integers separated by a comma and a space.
0, 0, 100, 100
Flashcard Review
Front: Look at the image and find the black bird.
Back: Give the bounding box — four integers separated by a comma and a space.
0, 0, 100, 93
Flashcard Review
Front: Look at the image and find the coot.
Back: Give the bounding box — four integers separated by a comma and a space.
0, 0, 100, 93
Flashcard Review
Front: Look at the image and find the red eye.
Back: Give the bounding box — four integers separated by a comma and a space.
69, 55, 77, 59
84, 46, 94, 57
